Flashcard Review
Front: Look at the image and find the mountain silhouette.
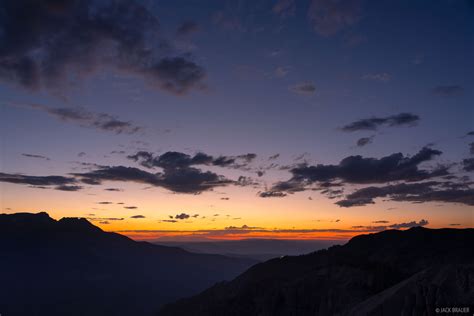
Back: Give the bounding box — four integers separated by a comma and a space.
158, 227, 474, 316
0, 212, 256, 316
154, 239, 340, 261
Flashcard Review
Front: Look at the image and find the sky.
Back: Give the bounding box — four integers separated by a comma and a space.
0, 0, 473, 241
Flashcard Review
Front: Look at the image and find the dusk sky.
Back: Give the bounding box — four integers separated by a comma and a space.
1, 0, 472, 241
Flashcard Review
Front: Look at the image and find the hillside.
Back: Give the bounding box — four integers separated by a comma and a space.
0, 212, 256, 316
159, 227, 474, 316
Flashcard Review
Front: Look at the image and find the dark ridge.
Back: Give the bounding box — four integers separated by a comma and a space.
0, 212, 257, 316
159, 227, 474, 316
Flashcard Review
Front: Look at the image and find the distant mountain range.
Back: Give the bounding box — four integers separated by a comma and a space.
0, 212, 256, 316
159, 227, 474, 316
154, 239, 340, 261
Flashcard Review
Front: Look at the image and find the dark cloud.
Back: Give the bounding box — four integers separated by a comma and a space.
176, 21, 200, 36
131, 215, 145, 219
259, 191, 287, 198
104, 188, 123, 192
389, 219, 429, 229
128, 150, 256, 170
289, 82, 316, 95
73, 165, 232, 194
336, 181, 474, 207
21, 103, 141, 134
372, 220, 389, 224
351, 219, 429, 231
433, 85, 464, 97
269, 154, 280, 160
466, 131, 474, 137
342, 113, 420, 132
262, 148, 450, 201
308, 0, 363, 36
55, 185, 83, 191
289, 147, 444, 185
0, 0, 205, 94
236, 176, 257, 187
462, 158, 474, 172
0, 172, 76, 186
356, 137, 373, 147
124, 206, 137, 209
175, 213, 190, 220
97, 202, 113, 205
161, 219, 178, 223
21, 153, 50, 160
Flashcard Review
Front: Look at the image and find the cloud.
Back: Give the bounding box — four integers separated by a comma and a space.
224, 225, 262, 230
259, 191, 287, 198
351, 220, 429, 231
175, 213, 190, 220
289, 82, 316, 95
342, 113, 420, 132
97, 202, 113, 205
372, 220, 389, 224
433, 85, 464, 97
462, 158, 474, 172
87, 217, 124, 222
289, 147, 444, 185
131, 215, 145, 219
362, 73, 391, 82
176, 21, 200, 36
336, 181, 474, 207
73, 165, 233, 194
120, 222, 435, 240
262, 147, 452, 202
389, 219, 428, 229
21, 153, 50, 160
0, 172, 76, 187
15, 103, 141, 134
308, 0, 363, 36
55, 185, 83, 191
104, 188, 123, 192
0, 0, 205, 94
356, 136, 373, 147
124, 206, 138, 209
128, 150, 257, 170
273, 0, 296, 18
